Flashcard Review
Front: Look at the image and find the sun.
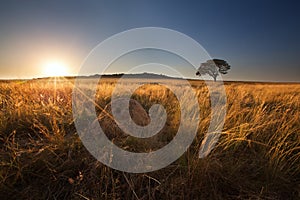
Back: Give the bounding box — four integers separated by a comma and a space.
42, 61, 69, 77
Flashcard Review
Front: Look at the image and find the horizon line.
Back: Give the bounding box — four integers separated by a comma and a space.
0, 72, 299, 84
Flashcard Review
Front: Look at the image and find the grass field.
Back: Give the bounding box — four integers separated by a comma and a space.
0, 77, 299, 199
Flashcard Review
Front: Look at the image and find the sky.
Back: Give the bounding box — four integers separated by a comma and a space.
0, 0, 299, 81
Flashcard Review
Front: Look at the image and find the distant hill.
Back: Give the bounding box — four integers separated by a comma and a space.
74, 72, 181, 80
30, 72, 181, 81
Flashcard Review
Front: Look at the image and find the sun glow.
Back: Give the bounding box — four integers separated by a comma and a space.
42, 61, 69, 77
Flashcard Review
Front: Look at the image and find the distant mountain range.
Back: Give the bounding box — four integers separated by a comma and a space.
40, 72, 182, 80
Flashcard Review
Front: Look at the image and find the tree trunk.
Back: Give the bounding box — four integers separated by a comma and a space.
213, 76, 217, 82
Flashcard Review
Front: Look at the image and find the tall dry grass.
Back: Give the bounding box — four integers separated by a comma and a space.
0, 77, 299, 199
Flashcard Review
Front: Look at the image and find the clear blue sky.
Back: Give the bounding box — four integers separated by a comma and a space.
0, 0, 299, 81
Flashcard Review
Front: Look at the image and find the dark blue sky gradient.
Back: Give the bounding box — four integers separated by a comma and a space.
0, 0, 299, 81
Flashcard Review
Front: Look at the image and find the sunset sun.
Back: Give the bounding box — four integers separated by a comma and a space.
42, 61, 69, 77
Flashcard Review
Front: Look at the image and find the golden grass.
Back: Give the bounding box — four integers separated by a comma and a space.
0, 77, 299, 199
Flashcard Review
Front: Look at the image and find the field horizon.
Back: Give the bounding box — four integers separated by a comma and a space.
1, 72, 299, 85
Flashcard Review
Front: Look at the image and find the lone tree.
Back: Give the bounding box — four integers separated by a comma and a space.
196, 59, 231, 81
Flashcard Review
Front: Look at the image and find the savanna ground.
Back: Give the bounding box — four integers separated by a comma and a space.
0, 77, 299, 199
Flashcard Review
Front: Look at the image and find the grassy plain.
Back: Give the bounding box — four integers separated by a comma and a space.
0, 77, 299, 199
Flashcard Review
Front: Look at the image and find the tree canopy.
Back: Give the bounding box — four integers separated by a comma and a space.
196, 59, 231, 81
